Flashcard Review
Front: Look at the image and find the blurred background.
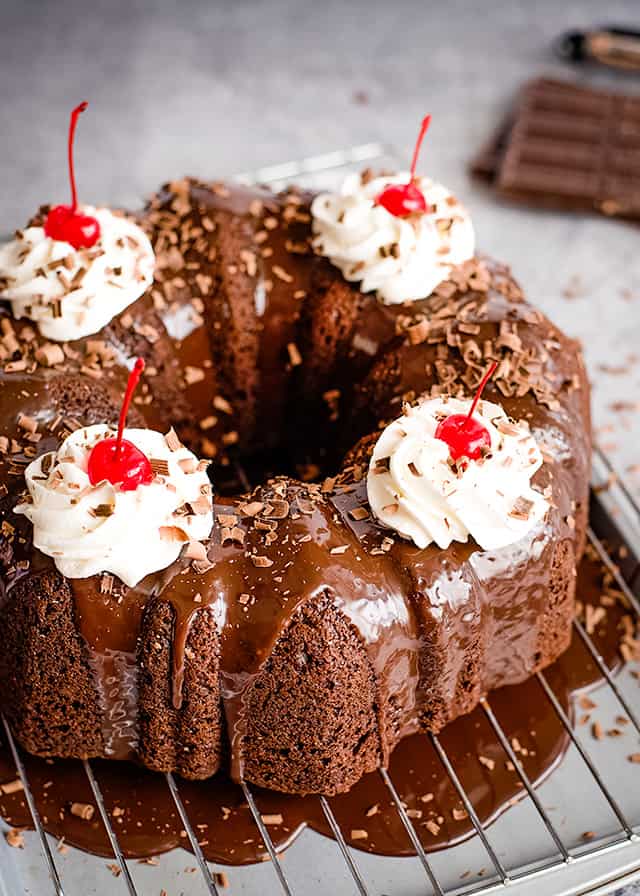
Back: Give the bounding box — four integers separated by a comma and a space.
1, 0, 640, 497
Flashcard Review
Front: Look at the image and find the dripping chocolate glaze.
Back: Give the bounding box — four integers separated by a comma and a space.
0, 181, 591, 817
0, 546, 623, 864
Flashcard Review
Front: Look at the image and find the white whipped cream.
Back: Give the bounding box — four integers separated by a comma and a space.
16, 425, 213, 587
0, 207, 155, 341
367, 397, 548, 551
311, 172, 474, 304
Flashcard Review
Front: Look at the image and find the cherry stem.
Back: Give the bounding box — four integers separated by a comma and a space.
408, 114, 431, 183
67, 101, 89, 212
115, 358, 145, 459
467, 360, 498, 421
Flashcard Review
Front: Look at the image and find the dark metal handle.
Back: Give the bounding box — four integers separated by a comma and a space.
555, 25, 640, 71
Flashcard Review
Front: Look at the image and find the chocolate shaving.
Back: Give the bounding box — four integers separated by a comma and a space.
240, 501, 264, 517
183, 540, 208, 561
188, 495, 212, 515
100, 573, 114, 595
252, 555, 274, 568
16, 413, 37, 434
263, 499, 290, 519
296, 497, 315, 515
150, 458, 170, 476
407, 319, 430, 345
509, 497, 534, 520
184, 366, 205, 385
164, 428, 182, 451
287, 342, 302, 367
213, 395, 233, 415
35, 343, 65, 367
70, 802, 95, 821
4, 829, 24, 849
221, 526, 245, 545
89, 504, 115, 518
350, 829, 368, 841
0, 779, 24, 795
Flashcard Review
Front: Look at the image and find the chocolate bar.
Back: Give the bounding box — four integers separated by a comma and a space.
469, 115, 514, 182
471, 77, 640, 220
469, 78, 579, 182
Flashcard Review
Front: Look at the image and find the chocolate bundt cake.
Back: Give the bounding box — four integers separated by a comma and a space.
0, 112, 590, 796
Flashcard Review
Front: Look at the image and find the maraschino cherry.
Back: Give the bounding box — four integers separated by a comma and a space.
44, 101, 101, 250
435, 361, 498, 462
376, 114, 432, 217
87, 358, 153, 491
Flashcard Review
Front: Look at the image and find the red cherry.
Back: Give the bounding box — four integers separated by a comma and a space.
44, 204, 101, 249
44, 102, 101, 250
435, 361, 498, 461
376, 181, 427, 217
376, 114, 432, 218
434, 413, 492, 462
88, 437, 153, 492
88, 358, 153, 491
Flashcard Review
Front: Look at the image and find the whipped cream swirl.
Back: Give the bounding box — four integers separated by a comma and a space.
16, 425, 213, 587
367, 397, 548, 551
0, 207, 155, 341
311, 172, 474, 304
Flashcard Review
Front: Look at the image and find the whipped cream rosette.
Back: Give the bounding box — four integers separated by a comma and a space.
16, 424, 213, 587
367, 396, 549, 551
311, 171, 474, 304
0, 207, 154, 341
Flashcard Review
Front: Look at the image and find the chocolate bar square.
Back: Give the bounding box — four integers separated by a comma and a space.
471, 77, 640, 220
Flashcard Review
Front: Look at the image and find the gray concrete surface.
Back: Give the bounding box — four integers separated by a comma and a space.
0, 6, 639, 890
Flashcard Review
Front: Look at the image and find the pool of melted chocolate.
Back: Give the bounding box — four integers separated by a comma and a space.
0, 544, 626, 865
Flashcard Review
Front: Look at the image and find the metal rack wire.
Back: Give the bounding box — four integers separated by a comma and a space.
1, 148, 639, 896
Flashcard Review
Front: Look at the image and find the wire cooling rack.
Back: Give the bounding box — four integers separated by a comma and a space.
1, 146, 639, 896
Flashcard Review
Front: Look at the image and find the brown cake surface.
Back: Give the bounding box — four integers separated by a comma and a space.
0, 179, 590, 795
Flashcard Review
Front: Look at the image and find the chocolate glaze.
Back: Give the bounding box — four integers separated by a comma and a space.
12, 458, 573, 792
0, 545, 622, 864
